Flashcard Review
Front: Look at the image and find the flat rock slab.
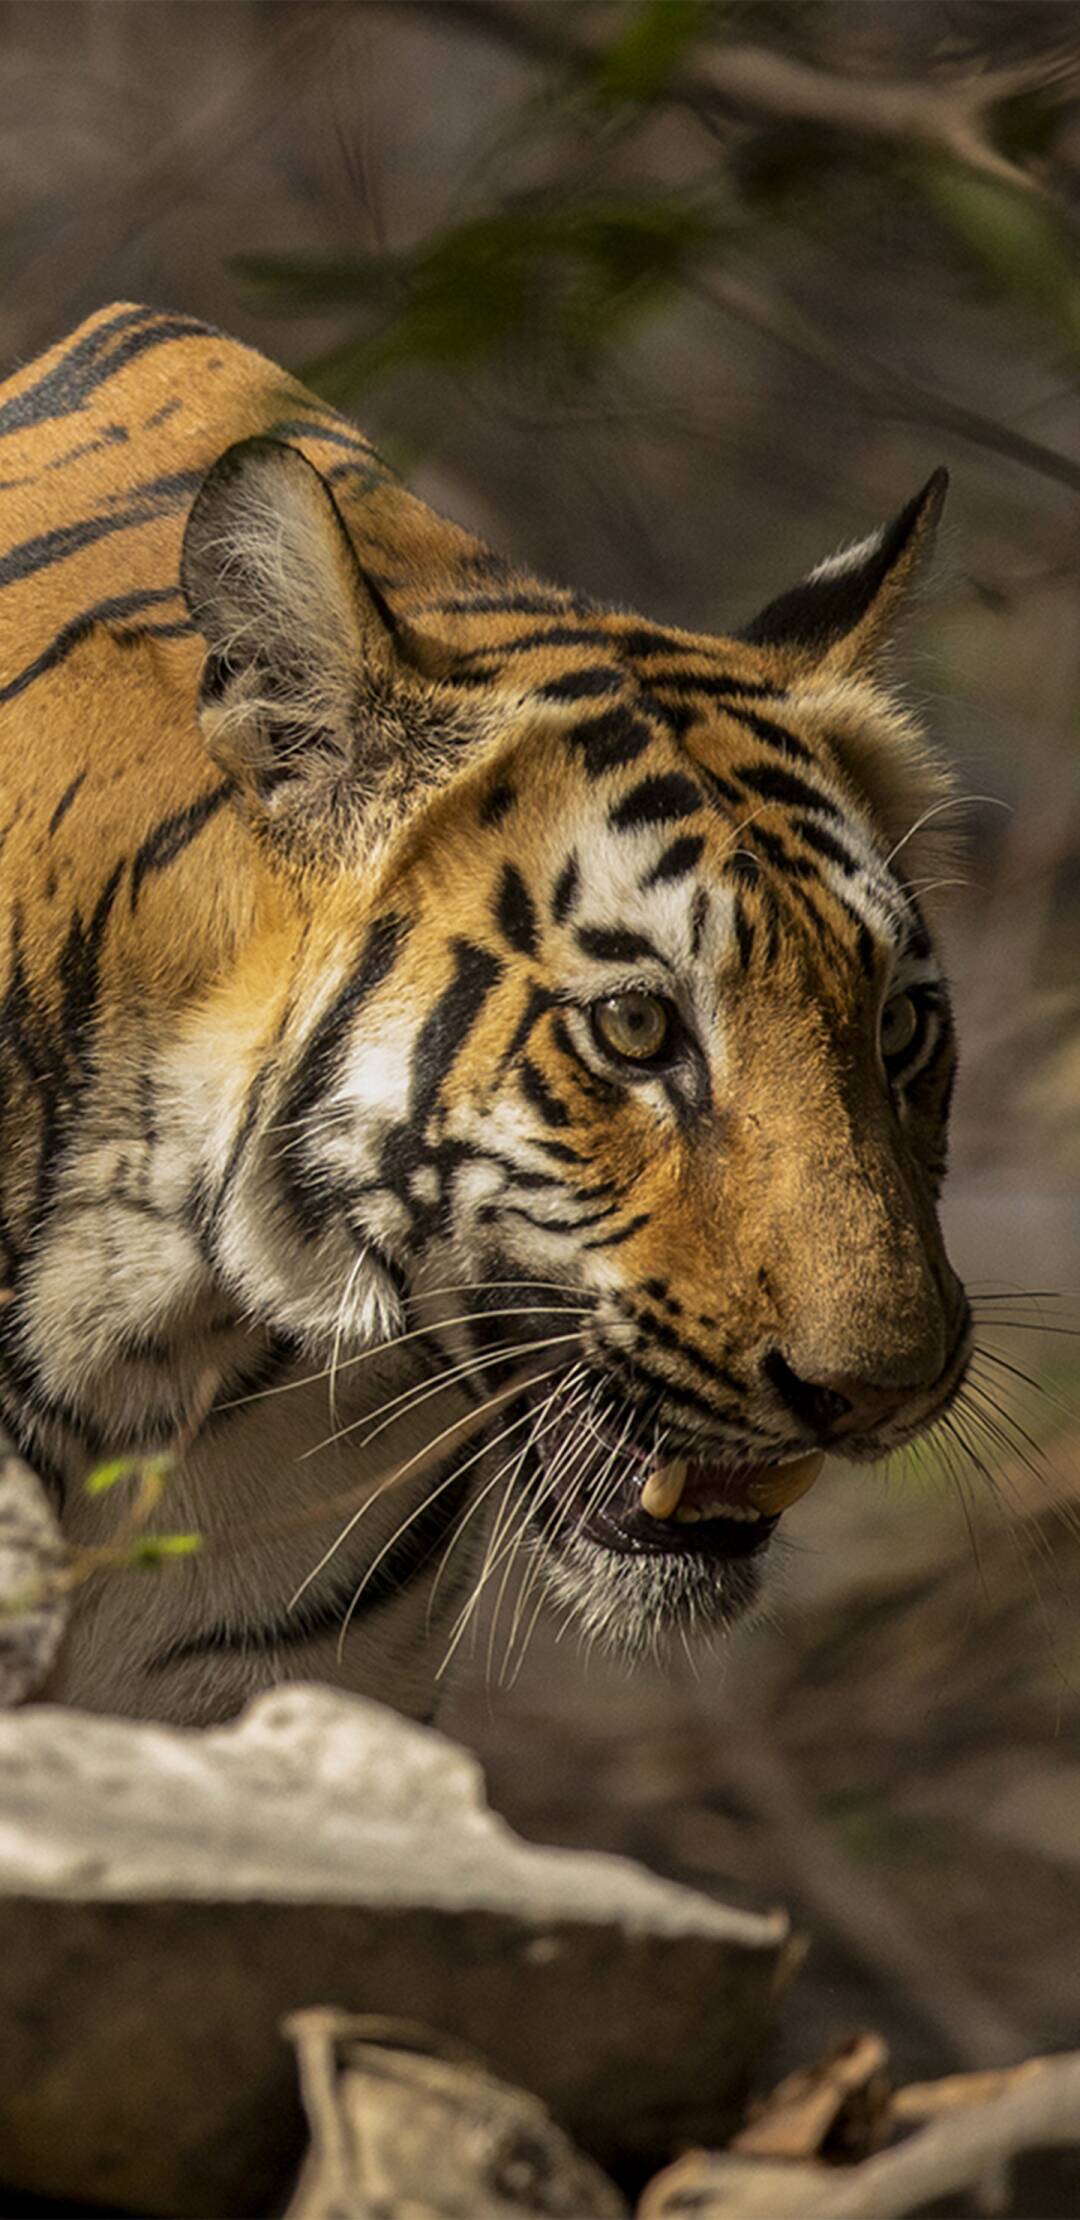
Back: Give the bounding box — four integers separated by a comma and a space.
0, 1684, 790, 2217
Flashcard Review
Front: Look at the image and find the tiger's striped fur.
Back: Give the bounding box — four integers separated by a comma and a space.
0, 304, 969, 1722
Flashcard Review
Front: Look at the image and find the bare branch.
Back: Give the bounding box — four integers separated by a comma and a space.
415, 1, 1075, 193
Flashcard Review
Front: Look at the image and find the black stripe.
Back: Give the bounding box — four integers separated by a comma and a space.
59, 858, 125, 1086
605, 1351, 738, 1426
501, 981, 555, 1065
641, 833, 704, 889
722, 706, 814, 764
609, 773, 702, 833
846, 913, 877, 979
0, 587, 184, 706
750, 824, 815, 881
0, 308, 216, 441
533, 1136, 584, 1163
113, 616, 194, 647
699, 766, 744, 813
689, 887, 710, 958
263, 415, 372, 455
129, 783, 233, 911
47, 773, 86, 838
503, 1200, 616, 1235
583, 1210, 650, 1252
575, 925, 664, 966
540, 667, 625, 703
726, 850, 760, 887
0, 469, 202, 594
637, 1310, 743, 1398
644, 669, 783, 701
566, 708, 653, 779
411, 939, 503, 1127
551, 853, 581, 923
282, 911, 411, 1152
902, 901, 933, 961
761, 885, 781, 966
479, 779, 516, 826
733, 899, 755, 969
734, 761, 842, 819
43, 423, 129, 475
206, 1062, 272, 1239
494, 863, 539, 959
519, 1056, 571, 1128
795, 817, 859, 875
426, 590, 586, 618
461, 623, 616, 660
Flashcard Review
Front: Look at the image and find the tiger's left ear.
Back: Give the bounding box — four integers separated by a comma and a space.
180, 436, 445, 839
739, 471, 948, 677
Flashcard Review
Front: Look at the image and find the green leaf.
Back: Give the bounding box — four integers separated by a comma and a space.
128, 1532, 202, 1565
921, 161, 1080, 354
595, 0, 707, 107
229, 251, 399, 312
85, 1450, 174, 1497
84, 1456, 141, 1496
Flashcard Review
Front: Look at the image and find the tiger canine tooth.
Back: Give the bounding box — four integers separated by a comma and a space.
747, 1450, 825, 1515
641, 1459, 689, 1520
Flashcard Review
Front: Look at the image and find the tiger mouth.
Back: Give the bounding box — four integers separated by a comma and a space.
527, 1401, 825, 1562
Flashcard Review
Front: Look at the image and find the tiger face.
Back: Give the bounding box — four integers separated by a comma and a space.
181, 436, 969, 1659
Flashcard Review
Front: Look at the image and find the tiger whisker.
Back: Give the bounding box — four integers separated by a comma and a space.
333, 1381, 577, 1663
926, 1412, 991, 1606
489, 1376, 594, 1685
499, 1386, 638, 1684
948, 1399, 1070, 1580
969, 1317, 1080, 1339
960, 1375, 1080, 1543
972, 1345, 1080, 1430
882, 791, 1010, 870
437, 1377, 594, 1679
222, 1301, 592, 1411
467, 1383, 588, 1665
424, 1365, 589, 1630
289, 1358, 570, 1610
300, 1328, 585, 1463
422, 1385, 573, 1633
328, 1252, 367, 1433
949, 1406, 1073, 1632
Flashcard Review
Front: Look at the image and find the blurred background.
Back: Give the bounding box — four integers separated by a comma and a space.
3, 0, 1079, 2088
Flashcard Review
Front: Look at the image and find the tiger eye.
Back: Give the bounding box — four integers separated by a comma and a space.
593, 991, 671, 1063
880, 991, 918, 1062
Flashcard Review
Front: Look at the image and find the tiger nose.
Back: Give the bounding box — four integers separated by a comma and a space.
763, 1349, 913, 1442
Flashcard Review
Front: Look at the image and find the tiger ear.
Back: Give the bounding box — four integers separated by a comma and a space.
181, 437, 423, 830
739, 471, 948, 677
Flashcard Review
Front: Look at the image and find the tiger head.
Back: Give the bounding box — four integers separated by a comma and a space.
181, 437, 969, 1655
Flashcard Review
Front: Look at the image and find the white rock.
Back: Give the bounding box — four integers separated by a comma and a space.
0, 1683, 791, 2217
0, 1437, 68, 1706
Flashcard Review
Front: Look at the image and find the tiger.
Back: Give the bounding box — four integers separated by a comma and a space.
0, 302, 970, 1725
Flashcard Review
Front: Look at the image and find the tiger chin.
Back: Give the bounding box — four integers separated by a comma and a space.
0, 304, 971, 1725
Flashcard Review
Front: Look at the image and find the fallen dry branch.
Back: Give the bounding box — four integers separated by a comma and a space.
641, 2049, 1080, 2220
730, 2032, 891, 2164
421, 1, 1073, 193
284, 2008, 627, 2219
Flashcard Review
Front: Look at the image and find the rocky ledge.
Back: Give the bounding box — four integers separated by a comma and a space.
0, 1683, 791, 2216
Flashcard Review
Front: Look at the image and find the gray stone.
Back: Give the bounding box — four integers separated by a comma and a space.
0, 1683, 791, 2217
0, 1433, 68, 1705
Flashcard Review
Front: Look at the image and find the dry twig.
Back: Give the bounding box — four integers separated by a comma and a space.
419, 1, 1072, 194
